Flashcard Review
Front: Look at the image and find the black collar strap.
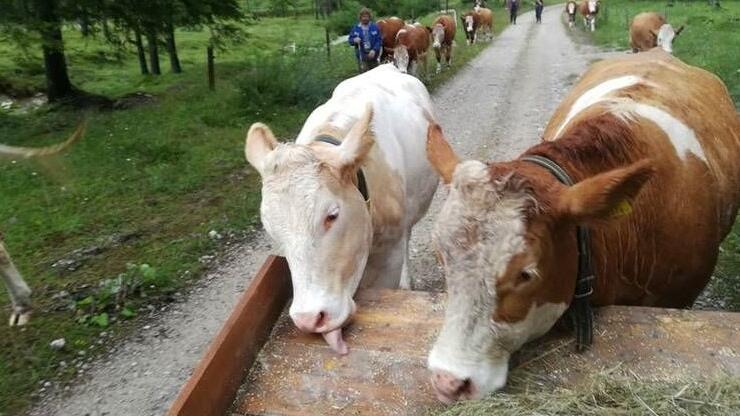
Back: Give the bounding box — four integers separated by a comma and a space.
313, 135, 370, 203
521, 154, 594, 352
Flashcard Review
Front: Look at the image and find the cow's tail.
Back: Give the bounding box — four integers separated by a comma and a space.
0, 122, 86, 159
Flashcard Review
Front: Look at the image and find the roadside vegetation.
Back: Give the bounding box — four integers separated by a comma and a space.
0, 1, 512, 414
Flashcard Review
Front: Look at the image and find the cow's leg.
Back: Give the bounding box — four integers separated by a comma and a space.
398, 231, 412, 290
1, 241, 32, 326
434, 48, 442, 74
590, 18, 596, 32
362, 241, 406, 289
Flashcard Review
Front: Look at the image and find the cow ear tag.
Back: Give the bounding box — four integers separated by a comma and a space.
611, 200, 633, 218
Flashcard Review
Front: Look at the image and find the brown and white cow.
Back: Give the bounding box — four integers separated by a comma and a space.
245, 64, 438, 354
377, 17, 405, 63
565, 1, 578, 28
430, 15, 456, 74
394, 23, 431, 76
425, 49, 740, 402
1, 124, 85, 326
579, 0, 599, 32
630, 12, 684, 54
461, 7, 493, 45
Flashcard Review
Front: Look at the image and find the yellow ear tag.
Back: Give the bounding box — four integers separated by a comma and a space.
611, 200, 633, 218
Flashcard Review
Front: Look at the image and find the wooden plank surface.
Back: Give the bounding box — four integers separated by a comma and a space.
167, 255, 291, 416
234, 289, 740, 416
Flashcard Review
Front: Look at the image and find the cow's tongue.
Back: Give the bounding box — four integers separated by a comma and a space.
322, 327, 349, 355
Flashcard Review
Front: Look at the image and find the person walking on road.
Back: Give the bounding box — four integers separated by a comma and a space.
535, 0, 544, 23
508, 0, 520, 24
348, 8, 382, 73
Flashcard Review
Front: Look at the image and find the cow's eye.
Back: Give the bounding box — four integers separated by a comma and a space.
324, 207, 339, 230
518, 268, 538, 284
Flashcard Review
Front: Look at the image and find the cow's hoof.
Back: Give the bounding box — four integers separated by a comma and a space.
9, 308, 31, 326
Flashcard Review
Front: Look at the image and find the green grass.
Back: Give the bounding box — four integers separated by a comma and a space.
585, 0, 740, 311
0, 2, 502, 414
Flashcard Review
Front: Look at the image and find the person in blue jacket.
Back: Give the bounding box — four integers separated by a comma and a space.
348, 8, 382, 72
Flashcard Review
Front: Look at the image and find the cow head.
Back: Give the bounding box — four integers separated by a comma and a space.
425, 125, 654, 402
587, 0, 598, 14
245, 106, 375, 355
652, 24, 684, 54
393, 29, 410, 74
464, 15, 475, 34
432, 24, 445, 49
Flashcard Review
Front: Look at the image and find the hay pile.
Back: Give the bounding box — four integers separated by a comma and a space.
437, 375, 740, 416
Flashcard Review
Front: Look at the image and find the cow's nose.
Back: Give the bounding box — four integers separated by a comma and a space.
292, 311, 327, 333
431, 370, 475, 404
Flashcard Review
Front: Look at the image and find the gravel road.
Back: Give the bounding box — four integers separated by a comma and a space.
29, 7, 615, 416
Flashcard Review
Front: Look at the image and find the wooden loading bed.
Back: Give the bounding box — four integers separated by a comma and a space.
167, 256, 740, 416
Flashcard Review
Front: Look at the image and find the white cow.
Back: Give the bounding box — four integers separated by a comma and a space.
245, 64, 439, 354
2, 124, 84, 326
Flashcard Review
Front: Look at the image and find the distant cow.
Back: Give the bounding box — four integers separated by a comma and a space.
579, 0, 599, 31
461, 7, 493, 44
394, 23, 431, 75
245, 64, 438, 355
377, 17, 405, 62
566, 1, 578, 28
630, 12, 684, 53
426, 49, 740, 403
1, 125, 85, 326
430, 15, 456, 73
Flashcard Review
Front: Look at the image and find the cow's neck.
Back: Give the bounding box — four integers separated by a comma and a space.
525, 113, 650, 305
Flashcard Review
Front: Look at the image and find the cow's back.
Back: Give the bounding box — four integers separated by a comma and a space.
378, 17, 405, 50
629, 12, 665, 51
476, 7, 493, 26
434, 15, 457, 44
296, 65, 438, 223
543, 50, 740, 306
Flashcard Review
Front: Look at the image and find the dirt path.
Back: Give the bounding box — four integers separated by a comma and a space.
30, 7, 615, 416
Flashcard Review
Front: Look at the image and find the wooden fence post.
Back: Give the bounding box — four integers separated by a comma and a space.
325, 27, 331, 60
207, 46, 215, 91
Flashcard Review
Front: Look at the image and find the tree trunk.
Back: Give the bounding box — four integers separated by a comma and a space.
134, 29, 149, 75
165, 22, 182, 73
34, 0, 74, 101
146, 29, 161, 75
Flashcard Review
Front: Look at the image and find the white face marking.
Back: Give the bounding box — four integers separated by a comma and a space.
432, 25, 445, 49
465, 15, 474, 32
610, 101, 707, 163
393, 45, 409, 73
588, 0, 598, 13
656, 24, 676, 53
427, 161, 569, 399
429, 301, 568, 399
259, 145, 372, 332
554, 76, 644, 139
568, 2, 576, 13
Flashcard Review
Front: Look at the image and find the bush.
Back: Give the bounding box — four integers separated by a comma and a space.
237, 50, 355, 116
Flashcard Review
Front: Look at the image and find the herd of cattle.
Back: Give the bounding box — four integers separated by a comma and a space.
377, 5, 494, 75
3, 4, 739, 407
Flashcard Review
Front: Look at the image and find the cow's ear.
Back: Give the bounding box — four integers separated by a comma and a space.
245, 123, 279, 176
675, 25, 684, 36
426, 123, 460, 184
556, 159, 654, 225
338, 104, 375, 175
